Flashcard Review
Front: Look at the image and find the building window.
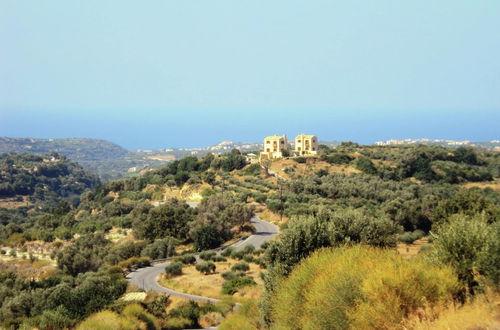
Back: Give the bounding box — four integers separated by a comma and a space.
280, 140, 284, 144
298, 147, 301, 151
297, 140, 301, 143
312, 147, 316, 151
266, 141, 270, 144
266, 148, 270, 152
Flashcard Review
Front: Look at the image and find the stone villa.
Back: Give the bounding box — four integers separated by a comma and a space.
259, 134, 318, 160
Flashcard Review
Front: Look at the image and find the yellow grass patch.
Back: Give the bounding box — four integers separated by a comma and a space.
105, 227, 135, 243
159, 259, 264, 302
407, 291, 500, 330
462, 179, 500, 192
397, 237, 432, 258
258, 209, 289, 225
121, 292, 147, 302
159, 183, 211, 202
0, 258, 56, 280
269, 158, 360, 179
0, 196, 31, 209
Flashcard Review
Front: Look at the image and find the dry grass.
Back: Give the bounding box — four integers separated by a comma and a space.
159, 183, 211, 202
0, 258, 56, 279
269, 158, 360, 179
407, 291, 500, 330
158, 258, 264, 302
397, 237, 432, 258
258, 209, 289, 225
121, 292, 147, 302
105, 227, 135, 243
0, 196, 31, 209
462, 179, 500, 192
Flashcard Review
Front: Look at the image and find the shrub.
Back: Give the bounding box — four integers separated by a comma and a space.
168, 301, 201, 329
212, 255, 227, 262
122, 304, 158, 330
117, 257, 151, 269
231, 262, 250, 272
356, 157, 378, 175
220, 247, 234, 257
165, 262, 183, 277
191, 224, 225, 251
195, 261, 216, 275
430, 214, 499, 295
399, 232, 417, 244
218, 301, 260, 330
230, 250, 246, 260
141, 237, 177, 260
199, 251, 216, 261
221, 271, 236, 280
271, 246, 458, 329
243, 254, 254, 263
242, 245, 256, 255
221, 276, 256, 295
174, 254, 196, 265
77, 310, 142, 330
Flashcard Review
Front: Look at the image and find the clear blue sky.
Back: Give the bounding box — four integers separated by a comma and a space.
1, 1, 499, 149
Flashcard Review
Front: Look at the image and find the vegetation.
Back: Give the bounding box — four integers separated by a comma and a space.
165, 262, 183, 276
1, 143, 498, 328
222, 276, 256, 295
0, 153, 100, 202
195, 261, 216, 275
430, 214, 499, 296
270, 246, 458, 329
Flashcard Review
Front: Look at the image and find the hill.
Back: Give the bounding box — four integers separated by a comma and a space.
0, 138, 172, 181
0, 153, 100, 209
0, 137, 128, 161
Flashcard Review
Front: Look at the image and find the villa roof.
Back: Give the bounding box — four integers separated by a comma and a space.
295, 134, 316, 139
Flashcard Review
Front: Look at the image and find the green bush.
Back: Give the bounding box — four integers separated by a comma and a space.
221, 271, 236, 280
220, 247, 234, 257
141, 237, 177, 260
231, 262, 250, 272
199, 251, 216, 261
174, 254, 196, 265
212, 255, 227, 262
165, 262, 183, 276
122, 304, 158, 330
218, 301, 259, 330
230, 250, 246, 260
221, 276, 256, 295
271, 246, 458, 329
430, 214, 500, 295
399, 232, 417, 244
195, 261, 216, 275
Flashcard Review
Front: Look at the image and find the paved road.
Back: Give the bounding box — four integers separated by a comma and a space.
229, 215, 279, 250
126, 214, 278, 302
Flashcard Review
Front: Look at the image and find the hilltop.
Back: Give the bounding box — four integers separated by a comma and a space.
0, 137, 128, 161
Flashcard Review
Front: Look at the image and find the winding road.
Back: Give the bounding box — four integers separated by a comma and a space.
126, 214, 279, 303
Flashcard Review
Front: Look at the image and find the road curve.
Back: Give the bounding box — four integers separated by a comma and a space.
126, 214, 279, 302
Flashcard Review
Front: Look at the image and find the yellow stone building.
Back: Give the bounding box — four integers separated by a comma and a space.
260, 135, 290, 160
294, 134, 318, 156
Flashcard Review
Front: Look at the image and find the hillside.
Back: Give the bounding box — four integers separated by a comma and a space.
0, 153, 100, 209
0, 137, 174, 181
0, 137, 128, 161
0, 145, 498, 329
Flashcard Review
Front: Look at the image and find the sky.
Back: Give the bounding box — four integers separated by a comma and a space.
0, 1, 499, 149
